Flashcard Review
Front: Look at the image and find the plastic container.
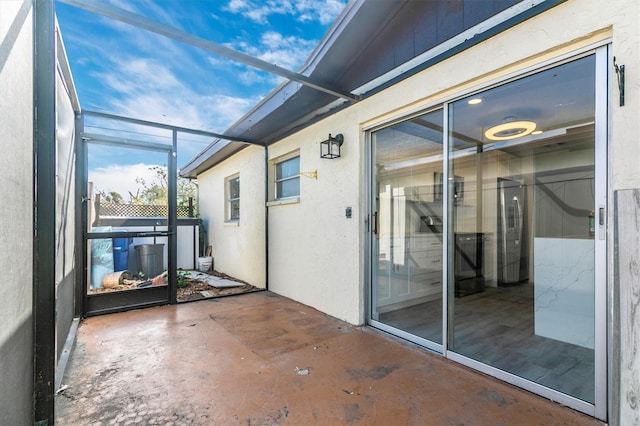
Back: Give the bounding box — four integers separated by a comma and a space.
112, 237, 132, 271
134, 244, 165, 278
90, 226, 114, 289
198, 256, 213, 272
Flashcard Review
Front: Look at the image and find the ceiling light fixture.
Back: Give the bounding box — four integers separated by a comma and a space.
484, 120, 536, 141
467, 98, 483, 105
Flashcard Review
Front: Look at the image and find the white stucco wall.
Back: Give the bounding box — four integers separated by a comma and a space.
266, 109, 363, 324
198, 145, 266, 287
0, 1, 34, 424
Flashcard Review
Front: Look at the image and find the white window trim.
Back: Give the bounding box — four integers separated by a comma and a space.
225, 173, 240, 223
271, 151, 300, 201
266, 196, 300, 207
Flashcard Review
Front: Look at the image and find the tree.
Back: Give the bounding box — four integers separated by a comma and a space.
98, 190, 124, 204
177, 175, 198, 208
130, 165, 198, 208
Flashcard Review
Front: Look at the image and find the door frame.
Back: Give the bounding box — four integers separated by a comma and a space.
78, 112, 178, 316
366, 107, 447, 355
365, 44, 610, 420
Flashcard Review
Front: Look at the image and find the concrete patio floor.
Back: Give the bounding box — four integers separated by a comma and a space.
55, 291, 602, 425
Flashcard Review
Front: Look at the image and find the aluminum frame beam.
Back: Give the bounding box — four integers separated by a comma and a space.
83, 110, 264, 146
34, 0, 57, 423
58, 0, 359, 102
81, 132, 173, 152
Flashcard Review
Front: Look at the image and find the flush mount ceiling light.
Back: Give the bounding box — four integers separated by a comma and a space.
484, 120, 536, 141
467, 98, 483, 105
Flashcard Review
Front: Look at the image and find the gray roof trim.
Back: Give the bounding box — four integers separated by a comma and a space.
181, 141, 251, 179
295, 0, 367, 77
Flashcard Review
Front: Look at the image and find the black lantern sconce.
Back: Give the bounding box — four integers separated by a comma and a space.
320, 133, 344, 159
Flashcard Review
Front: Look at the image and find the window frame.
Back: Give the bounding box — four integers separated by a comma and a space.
274, 154, 300, 200
225, 174, 240, 222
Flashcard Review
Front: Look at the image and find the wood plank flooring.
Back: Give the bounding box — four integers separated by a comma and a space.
379, 283, 595, 403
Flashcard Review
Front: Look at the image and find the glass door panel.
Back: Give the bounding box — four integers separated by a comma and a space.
85, 142, 172, 314
447, 55, 597, 403
372, 109, 444, 345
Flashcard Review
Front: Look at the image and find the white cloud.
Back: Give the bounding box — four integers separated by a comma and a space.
106, 0, 183, 28
237, 69, 271, 86
299, 0, 346, 24
207, 55, 232, 68
224, 0, 294, 24
224, 0, 345, 25
89, 163, 162, 201
226, 0, 250, 13
92, 55, 256, 131
208, 32, 316, 83
234, 31, 317, 71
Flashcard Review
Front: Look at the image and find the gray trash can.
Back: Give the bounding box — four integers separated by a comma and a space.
134, 244, 164, 278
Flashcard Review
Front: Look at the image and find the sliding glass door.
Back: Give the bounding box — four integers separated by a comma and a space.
368, 48, 607, 419
371, 109, 444, 349
447, 53, 603, 409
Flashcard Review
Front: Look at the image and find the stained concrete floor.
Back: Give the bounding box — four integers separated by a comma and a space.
55, 291, 602, 425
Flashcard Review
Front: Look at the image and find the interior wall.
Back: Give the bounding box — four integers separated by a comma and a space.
0, 1, 35, 424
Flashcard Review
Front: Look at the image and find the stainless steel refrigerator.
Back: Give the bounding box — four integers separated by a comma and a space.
497, 178, 528, 285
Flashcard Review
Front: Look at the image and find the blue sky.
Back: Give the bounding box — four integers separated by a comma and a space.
55, 0, 346, 198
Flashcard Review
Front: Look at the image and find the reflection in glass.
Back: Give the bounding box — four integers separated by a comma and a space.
275, 156, 300, 199
372, 109, 444, 345
447, 55, 596, 403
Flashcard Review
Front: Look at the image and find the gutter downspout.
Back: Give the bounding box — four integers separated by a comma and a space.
264, 145, 269, 290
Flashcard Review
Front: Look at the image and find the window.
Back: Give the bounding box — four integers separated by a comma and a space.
226, 175, 240, 221
275, 155, 300, 199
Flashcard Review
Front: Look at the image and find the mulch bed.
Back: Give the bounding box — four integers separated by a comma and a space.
88, 269, 259, 302
177, 273, 259, 302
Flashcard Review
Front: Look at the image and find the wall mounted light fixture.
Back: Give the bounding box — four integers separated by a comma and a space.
320, 133, 344, 159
